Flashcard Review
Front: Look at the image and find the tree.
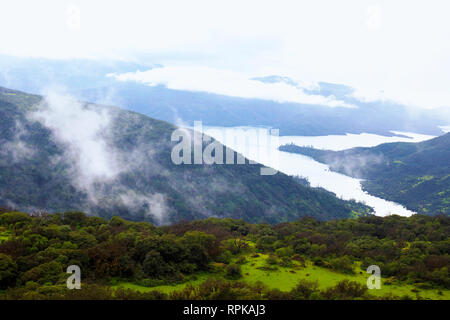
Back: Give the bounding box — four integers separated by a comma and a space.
61, 211, 88, 227
143, 250, 168, 277
0, 253, 18, 289
290, 280, 319, 299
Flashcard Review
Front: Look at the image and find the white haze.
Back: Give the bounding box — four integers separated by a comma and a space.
28, 92, 168, 223
0, 120, 35, 162
109, 66, 356, 108
1, 0, 450, 109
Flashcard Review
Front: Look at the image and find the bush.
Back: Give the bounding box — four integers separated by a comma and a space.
290, 280, 319, 299
266, 254, 278, 265
225, 264, 242, 280
323, 280, 368, 299
279, 256, 293, 268
236, 256, 247, 265
329, 256, 354, 274
216, 250, 232, 264
275, 247, 294, 258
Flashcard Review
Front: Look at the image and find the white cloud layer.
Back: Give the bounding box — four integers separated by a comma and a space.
109, 66, 355, 108
0, 0, 450, 109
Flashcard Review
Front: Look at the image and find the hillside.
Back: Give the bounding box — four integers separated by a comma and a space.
280, 134, 450, 215
0, 86, 370, 224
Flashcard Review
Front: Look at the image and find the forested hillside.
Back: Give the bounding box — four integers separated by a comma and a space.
0, 87, 370, 224
280, 134, 450, 215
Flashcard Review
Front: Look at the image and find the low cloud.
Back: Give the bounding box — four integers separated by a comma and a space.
108, 66, 356, 108
0, 120, 35, 162
350, 86, 450, 112
28, 91, 168, 223
325, 153, 385, 178
29, 92, 122, 192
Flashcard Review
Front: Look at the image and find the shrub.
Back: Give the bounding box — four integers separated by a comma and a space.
323, 280, 368, 299
225, 264, 242, 279
329, 256, 354, 274
290, 280, 319, 299
266, 254, 278, 265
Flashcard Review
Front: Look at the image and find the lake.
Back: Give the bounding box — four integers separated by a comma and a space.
202, 126, 435, 217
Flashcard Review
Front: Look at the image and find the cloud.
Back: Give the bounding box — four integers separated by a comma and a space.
325, 152, 385, 179
108, 66, 356, 108
116, 190, 167, 223
29, 92, 121, 191
0, 120, 35, 162
1, 1, 450, 110
28, 91, 168, 223
350, 86, 450, 111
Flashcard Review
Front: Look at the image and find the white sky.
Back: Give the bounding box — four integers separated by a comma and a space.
1, 0, 450, 109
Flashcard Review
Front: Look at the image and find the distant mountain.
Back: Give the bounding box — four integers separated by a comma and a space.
0, 55, 158, 94
0, 86, 371, 224
0, 56, 447, 137
280, 134, 450, 215
79, 81, 448, 137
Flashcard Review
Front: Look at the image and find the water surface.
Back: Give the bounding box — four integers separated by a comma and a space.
203, 126, 435, 217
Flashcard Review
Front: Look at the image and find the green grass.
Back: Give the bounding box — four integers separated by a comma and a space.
239, 254, 449, 299
112, 253, 449, 299
112, 273, 214, 294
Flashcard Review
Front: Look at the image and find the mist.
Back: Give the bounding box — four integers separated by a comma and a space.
28, 91, 168, 223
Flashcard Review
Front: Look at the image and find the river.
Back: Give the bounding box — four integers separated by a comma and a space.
202, 126, 435, 217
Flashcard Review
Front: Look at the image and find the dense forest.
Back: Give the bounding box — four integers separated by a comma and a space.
0, 209, 448, 300
280, 133, 450, 216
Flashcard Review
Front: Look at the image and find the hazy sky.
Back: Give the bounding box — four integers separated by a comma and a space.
1, 0, 449, 108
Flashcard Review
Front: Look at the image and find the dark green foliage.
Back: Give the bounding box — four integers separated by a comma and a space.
290, 280, 319, 299
143, 251, 170, 277
329, 256, 354, 274
0, 211, 448, 299
0, 253, 18, 289
322, 279, 368, 299
225, 264, 242, 280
